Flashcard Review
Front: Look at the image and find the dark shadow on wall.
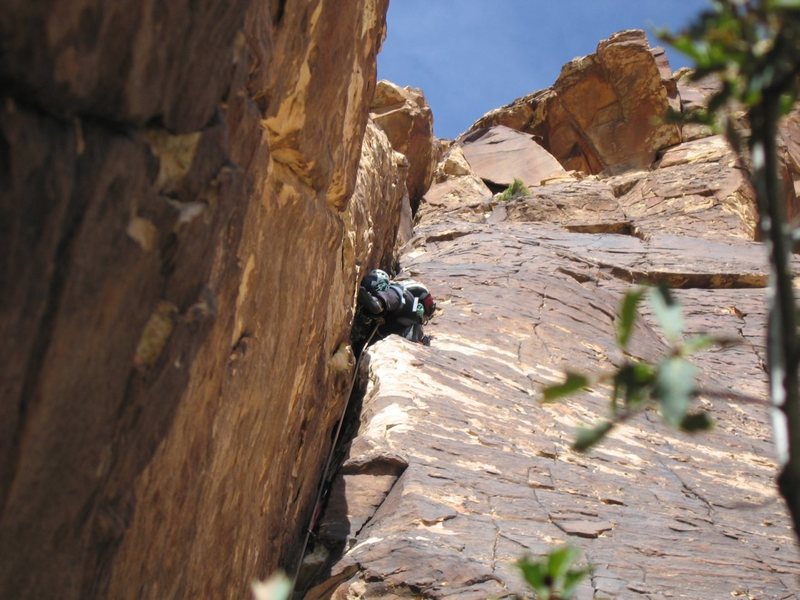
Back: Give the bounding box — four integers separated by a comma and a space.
291, 353, 372, 598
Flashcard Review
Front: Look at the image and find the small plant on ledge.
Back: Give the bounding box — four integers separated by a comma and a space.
497, 177, 530, 202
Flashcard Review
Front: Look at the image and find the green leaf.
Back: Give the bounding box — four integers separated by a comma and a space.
769, 0, 800, 9
518, 557, 550, 599
547, 545, 579, 581
519, 546, 590, 600
649, 286, 684, 343
563, 566, 592, 597
615, 361, 656, 408
680, 411, 714, 432
543, 372, 589, 402
616, 288, 646, 350
573, 421, 614, 452
654, 357, 697, 427
781, 91, 798, 115
668, 34, 706, 62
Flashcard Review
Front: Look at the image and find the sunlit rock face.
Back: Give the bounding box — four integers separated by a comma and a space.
461, 125, 570, 189
466, 30, 681, 175
0, 1, 404, 598
370, 80, 438, 211
307, 34, 800, 600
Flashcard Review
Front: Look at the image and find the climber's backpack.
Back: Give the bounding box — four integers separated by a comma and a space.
395, 280, 436, 322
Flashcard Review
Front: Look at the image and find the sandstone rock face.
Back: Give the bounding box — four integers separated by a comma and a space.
370, 80, 437, 210
468, 30, 681, 175
0, 0, 250, 133
308, 93, 800, 600
675, 71, 721, 141
779, 106, 800, 221
461, 125, 569, 189
0, 1, 400, 598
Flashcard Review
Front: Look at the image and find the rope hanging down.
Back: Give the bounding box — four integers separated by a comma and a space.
291, 320, 382, 590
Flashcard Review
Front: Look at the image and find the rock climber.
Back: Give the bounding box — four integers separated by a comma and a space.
353, 268, 436, 350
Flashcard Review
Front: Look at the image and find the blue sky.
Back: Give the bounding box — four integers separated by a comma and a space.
378, 0, 711, 139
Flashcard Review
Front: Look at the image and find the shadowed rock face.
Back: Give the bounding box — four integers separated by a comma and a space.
0, 0, 250, 133
308, 67, 800, 599
0, 1, 399, 598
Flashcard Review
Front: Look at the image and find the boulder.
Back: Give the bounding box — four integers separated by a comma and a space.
466, 30, 681, 175
435, 146, 473, 181
460, 125, 569, 189
370, 80, 437, 209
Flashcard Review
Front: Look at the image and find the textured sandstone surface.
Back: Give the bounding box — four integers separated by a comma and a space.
5, 3, 800, 597
0, 1, 399, 598
309, 173, 800, 600
461, 125, 569, 189
370, 81, 437, 210
306, 51, 800, 596
466, 30, 681, 175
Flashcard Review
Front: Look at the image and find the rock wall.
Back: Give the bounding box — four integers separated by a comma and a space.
307, 32, 800, 600
370, 80, 437, 212
0, 1, 406, 598
467, 30, 681, 175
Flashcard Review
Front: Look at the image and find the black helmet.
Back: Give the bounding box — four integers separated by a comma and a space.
363, 269, 390, 293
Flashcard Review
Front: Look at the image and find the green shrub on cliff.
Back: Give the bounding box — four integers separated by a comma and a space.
497, 177, 529, 201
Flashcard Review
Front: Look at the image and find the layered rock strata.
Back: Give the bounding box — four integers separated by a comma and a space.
0, 2, 402, 598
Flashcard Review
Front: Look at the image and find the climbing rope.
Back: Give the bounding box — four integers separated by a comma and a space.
291, 319, 382, 590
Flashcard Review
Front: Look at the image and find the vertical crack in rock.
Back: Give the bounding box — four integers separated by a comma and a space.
4, 157, 87, 512
530, 286, 555, 365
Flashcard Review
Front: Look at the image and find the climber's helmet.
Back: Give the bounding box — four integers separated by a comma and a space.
363, 269, 390, 293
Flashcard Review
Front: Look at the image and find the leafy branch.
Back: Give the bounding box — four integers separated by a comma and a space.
660, 0, 800, 542
518, 545, 591, 600
543, 287, 734, 451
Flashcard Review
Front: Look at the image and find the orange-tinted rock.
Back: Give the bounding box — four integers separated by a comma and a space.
419, 145, 493, 223
617, 135, 758, 240
306, 47, 800, 595
675, 70, 722, 141
370, 80, 437, 209
0, 1, 397, 598
467, 30, 681, 175
651, 46, 681, 113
